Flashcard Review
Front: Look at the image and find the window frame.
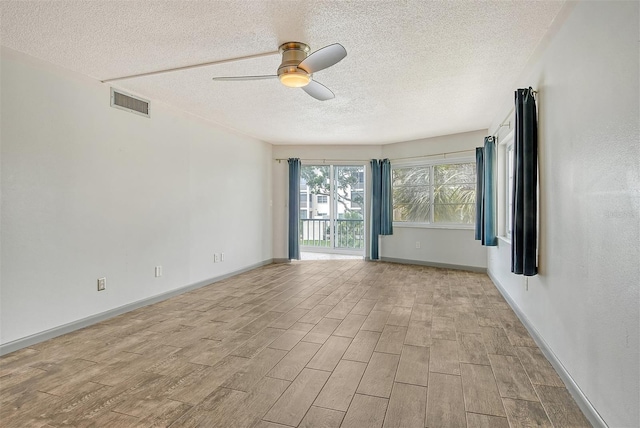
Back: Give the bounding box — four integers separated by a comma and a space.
505, 142, 514, 240
391, 156, 476, 230
496, 130, 515, 242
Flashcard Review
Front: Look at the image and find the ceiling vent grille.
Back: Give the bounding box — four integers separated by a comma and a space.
110, 88, 150, 117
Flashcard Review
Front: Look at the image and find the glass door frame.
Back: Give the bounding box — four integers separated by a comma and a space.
300, 162, 367, 257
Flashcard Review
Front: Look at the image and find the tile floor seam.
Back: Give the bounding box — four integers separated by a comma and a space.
0, 261, 590, 428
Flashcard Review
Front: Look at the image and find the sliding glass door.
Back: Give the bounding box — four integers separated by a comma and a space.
300, 164, 365, 255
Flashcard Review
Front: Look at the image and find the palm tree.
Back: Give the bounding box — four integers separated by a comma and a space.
392, 166, 431, 222
393, 163, 476, 224
433, 163, 476, 223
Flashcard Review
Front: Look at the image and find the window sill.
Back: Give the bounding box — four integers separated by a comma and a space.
498, 235, 511, 245
392, 222, 475, 231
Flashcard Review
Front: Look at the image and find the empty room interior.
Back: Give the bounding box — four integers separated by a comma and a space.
0, 1, 638, 427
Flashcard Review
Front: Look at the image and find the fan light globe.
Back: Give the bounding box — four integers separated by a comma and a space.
279, 71, 311, 88
210, 41, 344, 100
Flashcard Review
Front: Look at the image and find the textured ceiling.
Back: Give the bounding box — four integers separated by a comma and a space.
0, 1, 564, 145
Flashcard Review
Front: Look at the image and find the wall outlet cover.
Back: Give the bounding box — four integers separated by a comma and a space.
97, 277, 106, 291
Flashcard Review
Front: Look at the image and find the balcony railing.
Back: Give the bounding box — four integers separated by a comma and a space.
300, 218, 365, 250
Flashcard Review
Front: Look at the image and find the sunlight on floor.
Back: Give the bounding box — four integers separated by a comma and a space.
300, 252, 364, 260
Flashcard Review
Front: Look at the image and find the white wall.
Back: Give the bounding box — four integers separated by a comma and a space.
380, 131, 488, 269
0, 48, 273, 345
486, 2, 639, 427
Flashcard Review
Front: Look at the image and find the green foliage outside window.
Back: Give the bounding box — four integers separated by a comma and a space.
300, 165, 365, 250
301, 166, 364, 218
393, 162, 476, 224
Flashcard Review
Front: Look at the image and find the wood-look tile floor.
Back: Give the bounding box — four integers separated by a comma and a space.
0, 261, 592, 427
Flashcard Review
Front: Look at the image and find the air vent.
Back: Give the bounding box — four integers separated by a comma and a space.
110, 88, 150, 117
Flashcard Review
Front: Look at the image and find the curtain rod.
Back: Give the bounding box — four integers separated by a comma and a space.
494, 88, 538, 137
390, 148, 475, 162
496, 107, 515, 135
274, 148, 476, 164
274, 158, 371, 163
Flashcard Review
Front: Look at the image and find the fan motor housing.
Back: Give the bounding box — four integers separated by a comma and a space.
277, 42, 311, 87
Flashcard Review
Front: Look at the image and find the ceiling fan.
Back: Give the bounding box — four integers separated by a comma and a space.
211, 42, 347, 101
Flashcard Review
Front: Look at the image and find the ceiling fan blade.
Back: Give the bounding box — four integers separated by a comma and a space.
302, 80, 335, 101
298, 43, 347, 74
212, 75, 277, 81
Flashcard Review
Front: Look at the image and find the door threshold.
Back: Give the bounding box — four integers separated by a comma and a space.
300, 252, 364, 260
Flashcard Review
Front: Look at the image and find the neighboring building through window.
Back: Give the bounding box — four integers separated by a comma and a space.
355, 171, 365, 190
392, 161, 476, 225
299, 177, 311, 219
317, 195, 328, 204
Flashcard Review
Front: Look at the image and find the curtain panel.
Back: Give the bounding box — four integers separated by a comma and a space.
288, 158, 301, 260
475, 137, 497, 246
380, 159, 393, 236
512, 88, 538, 276
482, 136, 498, 246
370, 160, 382, 260
370, 158, 393, 260
475, 147, 485, 241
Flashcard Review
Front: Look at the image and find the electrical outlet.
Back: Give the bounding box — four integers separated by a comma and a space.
155, 266, 162, 277
220, 253, 225, 262
97, 277, 106, 291
214, 253, 220, 263
415, 241, 421, 249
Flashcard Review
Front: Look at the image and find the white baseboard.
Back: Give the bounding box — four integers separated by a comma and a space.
380, 257, 487, 273
487, 269, 607, 428
0, 259, 274, 356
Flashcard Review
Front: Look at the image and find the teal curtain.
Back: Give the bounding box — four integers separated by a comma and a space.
370, 160, 381, 260
370, 159, 393, 260
482, 137, 497, 246
474, 147, 484, 241
512, 88, 538, 276
380, 159, 393, 235
288, 158, 301, 260
475, 138, 497, 246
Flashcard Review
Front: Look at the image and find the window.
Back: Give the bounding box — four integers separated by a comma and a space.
393, 166, 432, 222
355, 171, 365, 190
300, 192, 308, 209
506, 144, 514, 237
317, 195, 328, 204
433, 163, 476, 223
392, 161, 476, 225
